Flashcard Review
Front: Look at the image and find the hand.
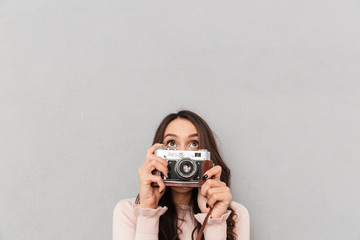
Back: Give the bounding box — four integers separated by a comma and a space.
197, 166, 232, 218
138, 143, 168, 209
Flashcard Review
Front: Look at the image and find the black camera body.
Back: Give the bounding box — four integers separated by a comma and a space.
152, 147, 213, 188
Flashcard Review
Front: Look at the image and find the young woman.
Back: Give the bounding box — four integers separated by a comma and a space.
113, 110, 250, 240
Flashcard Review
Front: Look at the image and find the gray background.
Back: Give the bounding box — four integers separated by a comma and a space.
0, 0, 359, 239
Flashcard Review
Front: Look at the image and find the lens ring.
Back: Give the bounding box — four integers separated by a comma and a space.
174, 158, 198, 180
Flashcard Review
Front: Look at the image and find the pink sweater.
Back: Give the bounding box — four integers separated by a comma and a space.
113, 198, 250, 240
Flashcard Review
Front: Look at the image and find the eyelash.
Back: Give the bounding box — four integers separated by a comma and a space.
165, 140, 199, 148
166, 140, 176, 147
190, 141, 199, 148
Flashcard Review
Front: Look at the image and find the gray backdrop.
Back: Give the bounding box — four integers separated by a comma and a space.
1, 0, 359, 239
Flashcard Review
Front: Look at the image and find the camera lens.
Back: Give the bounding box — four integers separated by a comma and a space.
174, 158, 198, 180
182, 164, 191, 173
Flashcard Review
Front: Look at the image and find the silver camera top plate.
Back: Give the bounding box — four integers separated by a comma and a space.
154, 147, 210, 161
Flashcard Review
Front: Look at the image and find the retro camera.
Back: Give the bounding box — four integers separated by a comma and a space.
152, 146, 213, 188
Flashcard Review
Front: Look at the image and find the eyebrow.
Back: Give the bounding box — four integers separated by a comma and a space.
164, 133, 198, 138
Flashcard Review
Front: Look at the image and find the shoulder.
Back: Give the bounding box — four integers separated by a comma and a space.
114, 198, 136, 210
229, 201, 250, 222
113, 198, 137, 223
229, 201, 250, 238
113, 198, 137, 213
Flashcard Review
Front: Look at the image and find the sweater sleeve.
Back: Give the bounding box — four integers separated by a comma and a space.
193, 201, 250, 240
113, 198, 168, 240
232, 202, 250, 240
194, 210, 231, 240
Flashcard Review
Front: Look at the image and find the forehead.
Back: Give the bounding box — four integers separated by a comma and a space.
164, 118, 198, 135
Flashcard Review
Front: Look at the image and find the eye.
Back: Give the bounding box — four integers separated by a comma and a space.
166, 140, 177, 148
189, 141, 199, 148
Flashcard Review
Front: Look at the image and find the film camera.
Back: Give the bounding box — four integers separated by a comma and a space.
152, 146, 213, 188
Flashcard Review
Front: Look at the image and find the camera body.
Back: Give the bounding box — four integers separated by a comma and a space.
152, 146, 213, 188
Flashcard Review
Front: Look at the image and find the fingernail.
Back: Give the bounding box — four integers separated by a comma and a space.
206, 203, 209, 208
202, 174, 208, 180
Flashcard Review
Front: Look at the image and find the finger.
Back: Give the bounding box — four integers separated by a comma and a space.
146, 143, 164, 158
146, 159, 168, 178
203, 165, 222, 180
159, 187, 166, 195
147, 154, 168, 167
207, 193, 232, 209
200, 179, 226, 197
147, 174, 166, 193
206, 187, 230, 201
139, 157, 169, 178
207, 188, 232, 208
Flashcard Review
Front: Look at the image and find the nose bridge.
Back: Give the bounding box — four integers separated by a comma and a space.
177, 136, 188, 151
178, 143, 187, 151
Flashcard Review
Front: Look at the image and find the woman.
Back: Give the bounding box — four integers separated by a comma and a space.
113, 110, 250, 240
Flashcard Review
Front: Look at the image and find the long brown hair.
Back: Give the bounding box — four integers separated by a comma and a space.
137, 110, 237, 240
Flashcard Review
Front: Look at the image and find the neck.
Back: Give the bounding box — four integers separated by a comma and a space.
171, 188, 193, 205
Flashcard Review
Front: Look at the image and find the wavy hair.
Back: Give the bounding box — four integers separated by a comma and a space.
137, 110, 237, 240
